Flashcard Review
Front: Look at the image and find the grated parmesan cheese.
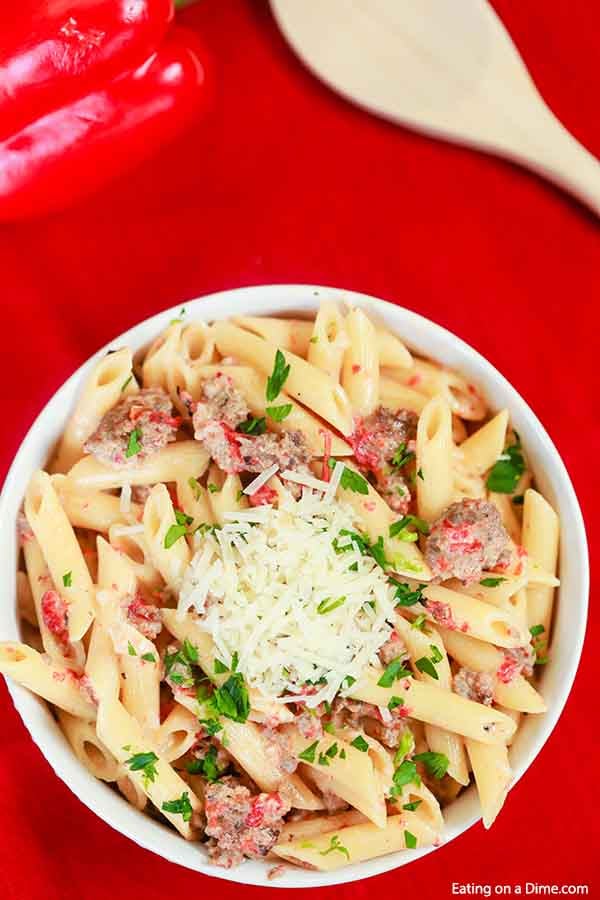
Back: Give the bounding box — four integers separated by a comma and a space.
178, 488, 397, 707
120, 482, 132, 514
243, 463, 279, 496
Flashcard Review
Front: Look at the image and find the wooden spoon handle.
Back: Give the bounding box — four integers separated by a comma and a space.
513, 103, 600, 217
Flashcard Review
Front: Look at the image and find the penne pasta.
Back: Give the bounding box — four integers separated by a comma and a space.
67, 441, 210, 492
341, 308, 379, 416
307, 302, 348, 380
416, 397, 455, 522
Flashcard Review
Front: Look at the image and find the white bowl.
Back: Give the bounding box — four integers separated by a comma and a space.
0, 284, 588, 888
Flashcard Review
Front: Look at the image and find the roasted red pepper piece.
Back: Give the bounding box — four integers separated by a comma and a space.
0, 0, 174, 138
0, 27, 211, 219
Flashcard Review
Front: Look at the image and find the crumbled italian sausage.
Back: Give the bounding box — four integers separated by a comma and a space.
121, 592, 162, 641
204, 777, 290, 868
192, 373, 249, 431
453, 667, 494, 706
424, 498, 510, 584
378, 631, 408, 667
351, 407, 418, 472
496, 645, 535, 683
84, 387, 179, 468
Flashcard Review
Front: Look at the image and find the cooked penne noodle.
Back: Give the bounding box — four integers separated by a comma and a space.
67, 441, 210, 491
17, 571, 37, 628
58, 710, 119, 782
341, 308, 379, 416
212, 321, 353, 435
0, 642, 97, 719
416, 582, 530, 647
206, 465, 248, 525
156, 704, 202, 762
233, 316, 314, 357
25, 471, 95, 641
143, 484, 191, 591
416, 397, 455, 522
522, 489, 559, 639
459, 410, 509, 476
52, 474, 142, 532
52, 348, 137, 474
350, 670, 517, 744
465, 738, 511, 829
307, 302, 348, 380
379, 376, 428, 414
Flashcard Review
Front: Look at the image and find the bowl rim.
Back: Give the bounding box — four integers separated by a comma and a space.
0, 283, 589, 888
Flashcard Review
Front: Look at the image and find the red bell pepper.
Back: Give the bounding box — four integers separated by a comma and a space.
0, 27, 211, 220
0, 0, 174, 139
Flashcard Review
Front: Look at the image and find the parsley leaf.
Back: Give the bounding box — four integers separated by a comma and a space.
350, 735, 369, 752
266, 350, 291, 402
266, 403, 293, 422
417, 468, 424, 481
320, 835, 350, 860
415, 656, 438, 679
480, 576, 507, 587
404, 830, 417, 849
164, 508, 193, 549
182, 638, 198, 664
388, 695, 404, 711
378, 657, 411, 688
327, 460, 369, 494
486, 438, 526, 494
413, 751, 449, 779
141, 652, 156, 663
325, 742, 339, 759
207, 483, 220, 494
199, 718, 223, 737
214, 659, 228, 674
162, 791, 193, 822
210, 673, 250, 723
127, 642, 137, 657
125, 751, 159, 786
403, 800, 422, 812
323, 721, 336, 735
62, 571, 72, 587
299, 740, 319, 763
390, 759, 420, 795
198, 745, 223, 782
389, 515, 430, 542
120, 375, 133, 392
125, 428, 143, 458
237, 416, 267, 435
411, 614, 427, 631
389, 579, 426, 607
391, 443, 415, 469
530, 624, 545, 637
188, 476, 201, 501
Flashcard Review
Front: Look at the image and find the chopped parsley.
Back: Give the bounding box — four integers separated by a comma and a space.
403, 800, 422, 812
328, 460, 369, 494
214, 658, 229, 674
317, 752, 330, 766
391, 442, 415, 469
127, 642, 137, 657
207, 483, 220, 494
378, 657, 411, 688
417, 468, 424, 481
317, 595, 346, 615
141, 652, 156, 663
415, 656, 438, 679
266, 403, 293, 422
164, 509, 193, 549
199, 718, 223, 737
162, 791, 193, 822
411, 614, 427, 631
323, 721, 336, 735
325, 742, 339, 759
530, 624, 545, 637
237, 416, 267, 435
124, 750, 159, 786
389, 579, 426, 607
480, 577, 507, 587
197, 745, 223, 782
388, 695, 404, 712
368, 536, 389, 569
309, 336, 319, 344
299, 741, 319, 763
266, 349, 291, 401
389, 515, 429, 542
404, 830, 417, 849
125, 428, 143, 458
62, 571, 72, 587
182, 639, 198, 664
350, 735, 369, 752
486, 437, 526, 494
413, 751, 449, 779
319, 834, 350, 860
339, 748, 347, 760
187, 477, 201, 501
394, 730, 415, 763
208, 673, 250, 723
389, 759, 420, 798
120, 375, 133, 392
343, 675, 356, 689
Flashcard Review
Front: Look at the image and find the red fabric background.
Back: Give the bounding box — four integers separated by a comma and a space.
0, 1, 598, 896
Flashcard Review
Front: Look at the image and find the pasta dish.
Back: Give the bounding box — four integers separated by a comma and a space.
1, 303, 559, 873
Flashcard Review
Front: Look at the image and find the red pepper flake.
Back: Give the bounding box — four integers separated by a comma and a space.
41, 590, 70, 654
350, 419, 380, 471
496, 654, 520, 684
245, 796, 266, 828
249, 484, 278, 506
320, 429, 332, 482
352, 364, 361, 374
426, 599, 466, 633
407, 375, 421, 387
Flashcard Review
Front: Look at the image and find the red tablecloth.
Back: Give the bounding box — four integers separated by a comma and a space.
1, 1, 598, 897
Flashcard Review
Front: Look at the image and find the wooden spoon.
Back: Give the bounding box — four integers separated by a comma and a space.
271, 0, 600, 216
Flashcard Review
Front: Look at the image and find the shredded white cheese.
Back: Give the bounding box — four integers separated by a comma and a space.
111, 523, 145, 537
178, 488, 397, 707
279, 469, 331, 493
243, 464, 279, 496
120, 482, 132, 514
